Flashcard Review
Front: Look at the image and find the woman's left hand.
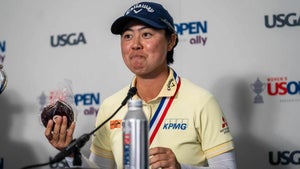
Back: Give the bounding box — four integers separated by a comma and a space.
149, 147, 181, 169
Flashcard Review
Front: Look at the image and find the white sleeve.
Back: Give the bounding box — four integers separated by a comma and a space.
65, 152, 116, 169
89, 152, 116, 169
66, 151, 236, 169
180, 151, 237, 169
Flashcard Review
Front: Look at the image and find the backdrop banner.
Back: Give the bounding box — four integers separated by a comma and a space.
0, 0, 299, 169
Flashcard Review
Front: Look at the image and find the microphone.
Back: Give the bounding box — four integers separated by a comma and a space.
122, 87, 137, 105
50, 87, 137, 164
0, 64, 7, 95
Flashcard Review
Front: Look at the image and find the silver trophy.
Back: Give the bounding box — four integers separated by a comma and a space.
250, 78, 265, 103
0, 64, 7, 94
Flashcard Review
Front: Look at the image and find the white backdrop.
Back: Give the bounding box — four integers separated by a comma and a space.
0, 0, 299, 169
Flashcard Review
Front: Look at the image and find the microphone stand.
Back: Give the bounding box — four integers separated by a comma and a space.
21, 87, 137, 169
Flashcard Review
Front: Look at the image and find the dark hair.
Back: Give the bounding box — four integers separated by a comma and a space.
165, 30, 178, 65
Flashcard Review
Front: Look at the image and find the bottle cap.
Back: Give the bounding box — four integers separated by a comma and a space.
128, 99, 142, 108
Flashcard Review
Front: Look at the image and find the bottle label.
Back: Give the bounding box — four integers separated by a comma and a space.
123, 132, 131, 168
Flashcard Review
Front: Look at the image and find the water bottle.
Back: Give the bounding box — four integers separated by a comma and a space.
122, 99, 148, 169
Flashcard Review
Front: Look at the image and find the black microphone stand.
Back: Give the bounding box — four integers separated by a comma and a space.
21, 87, 137, 169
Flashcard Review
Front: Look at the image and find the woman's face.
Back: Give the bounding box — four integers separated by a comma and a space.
120, 20, 173, 78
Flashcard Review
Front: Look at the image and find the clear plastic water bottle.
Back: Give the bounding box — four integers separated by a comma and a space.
123, 99, 148, 169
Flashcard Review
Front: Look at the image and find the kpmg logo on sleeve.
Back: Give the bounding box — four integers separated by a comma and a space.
265, 13, 300, 28
250, 76, 300, 103
50, 32, 87, 47
0, 40, 6, 63
38, 91, 100, 116
174, 20, 208, 46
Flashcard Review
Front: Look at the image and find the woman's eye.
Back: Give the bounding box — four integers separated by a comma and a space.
142, 33, 152, 38
122, 34, 132, 40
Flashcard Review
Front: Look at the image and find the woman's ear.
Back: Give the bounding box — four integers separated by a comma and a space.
167, 33, 178, 51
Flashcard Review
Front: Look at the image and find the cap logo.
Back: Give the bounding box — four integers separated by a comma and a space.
125, 3, 155, 15
133, 9, 142, 14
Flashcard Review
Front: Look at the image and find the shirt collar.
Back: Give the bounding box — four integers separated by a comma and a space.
130, 67, 178, 101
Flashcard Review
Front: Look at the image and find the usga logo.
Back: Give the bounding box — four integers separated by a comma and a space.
267, 77, 300, 96
269, 151, 300, 165
50, 32, 87, 47
265, 13, 300, 28
251, 77, 300, 103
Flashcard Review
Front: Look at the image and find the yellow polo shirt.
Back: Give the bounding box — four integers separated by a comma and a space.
90, 68, 234, 168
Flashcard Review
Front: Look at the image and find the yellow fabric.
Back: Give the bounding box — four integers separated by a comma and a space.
90, 68, 234, 168
204, 141, 235, 159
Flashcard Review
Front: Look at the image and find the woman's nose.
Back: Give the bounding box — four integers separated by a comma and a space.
131, 36, 142, 50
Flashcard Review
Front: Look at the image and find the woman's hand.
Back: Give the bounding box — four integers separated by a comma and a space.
149, 147, 181, 169
44, 116, 75, 151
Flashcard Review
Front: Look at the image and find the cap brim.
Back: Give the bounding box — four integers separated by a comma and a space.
111, 16, 166, 35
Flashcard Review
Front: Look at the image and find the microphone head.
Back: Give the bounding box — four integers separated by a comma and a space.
122, 87, 137, 106
128, 87, 137, 96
